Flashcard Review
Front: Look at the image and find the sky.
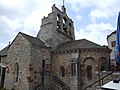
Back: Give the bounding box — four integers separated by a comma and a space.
0, 0, 120, 50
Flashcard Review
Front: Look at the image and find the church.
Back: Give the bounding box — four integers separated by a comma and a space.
0, 4, 111, 90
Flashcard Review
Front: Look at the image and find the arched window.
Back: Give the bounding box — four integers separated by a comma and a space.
13, 62, 19, 82
63, 17, 67, 33
60, 66, 65, 77
57, 14, 61, 30
99, 57, 108, 71
71, 60, 77, 76
86, 65, 92, 80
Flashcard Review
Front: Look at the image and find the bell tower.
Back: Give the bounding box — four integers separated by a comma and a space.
37, 4, 75, 49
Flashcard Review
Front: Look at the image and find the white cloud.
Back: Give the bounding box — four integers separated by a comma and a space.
22, 7, 51, 36
0, 0, 120, 51
75, 22, 115, 45
66, 0, 120, 21
0, 0, 54, 50
76, 15, 82, 21
0, 42, 8, 50
0, 15, 20, 37
66, 0, 119, 9
90, 9, 108, 23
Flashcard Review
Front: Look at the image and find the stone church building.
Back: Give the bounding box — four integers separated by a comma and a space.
0, 4, 111, 90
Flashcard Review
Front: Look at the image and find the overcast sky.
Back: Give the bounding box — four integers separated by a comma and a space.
0, 0, 120, 50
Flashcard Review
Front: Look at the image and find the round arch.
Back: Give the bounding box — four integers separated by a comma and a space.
63, 17, 67, 33
83, 57, 95, 80
83, 57, 95, 65
57, 13, 61, 30
57, 13, 61, 22
99, 57, 108, 71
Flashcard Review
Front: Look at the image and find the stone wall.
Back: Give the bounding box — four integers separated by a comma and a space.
4, 33, 31, 90
29, 45, 51, 89
37, 4, 74, 49
80, 48, 111, 90
52, 51, 79, 90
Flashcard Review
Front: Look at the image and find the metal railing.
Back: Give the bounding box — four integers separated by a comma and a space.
83, 66, 120, 90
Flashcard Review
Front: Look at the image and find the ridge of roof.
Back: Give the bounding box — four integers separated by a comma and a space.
56, 39, 108, 50
19, 32, 48, 48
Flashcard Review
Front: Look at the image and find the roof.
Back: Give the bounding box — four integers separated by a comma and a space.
0, 46, 9, 56
56, 39, 108, 51
0, 32, 49, 56
107, 30, 116, 39
19, 32, 48, 48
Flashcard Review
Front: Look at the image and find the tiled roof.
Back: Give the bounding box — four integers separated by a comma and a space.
56, 39, 108, 50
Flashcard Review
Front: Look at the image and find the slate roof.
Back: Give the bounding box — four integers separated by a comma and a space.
19, 32, 48, 48
56, 39, 108, 51
0, 46, 9, 56
0, 32, 49, 56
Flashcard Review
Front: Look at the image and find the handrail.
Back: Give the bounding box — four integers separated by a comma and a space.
51, 72, 70, 90
82, 66, 120, 90
45, 70, 70, 90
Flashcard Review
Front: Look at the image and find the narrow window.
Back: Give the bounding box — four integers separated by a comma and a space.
42, 60, 45, 69
14, 62, 19, 82
60, 66, 65, 77
87, 65, 92, 80
63, 17, 67, 33
111, 41, 116, 47
100, 61, 107, 71
57, 14, 61, 30
42, 60, 45, 85
69, 23, 72, 36
71, 60, 76, 76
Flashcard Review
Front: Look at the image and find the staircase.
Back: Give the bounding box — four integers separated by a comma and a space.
51, 73, 70, 90
36, 69, 70, 90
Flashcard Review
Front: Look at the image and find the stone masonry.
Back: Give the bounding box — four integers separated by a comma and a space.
0, 4, 111, 90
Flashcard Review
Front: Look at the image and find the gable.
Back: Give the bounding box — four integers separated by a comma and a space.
8, 33, 31, 53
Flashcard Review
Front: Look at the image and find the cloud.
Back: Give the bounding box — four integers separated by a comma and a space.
76, 15, 82, 21
66, 0, 118, 9
0, 0, 54, 50
90, 9, 109, 23
75, 22, 115, 45
0, 0, 120, 51
66, 0, 119, 46
22, 7, 51, 36
66, 0, 120, 22
0, 15, 20, 40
